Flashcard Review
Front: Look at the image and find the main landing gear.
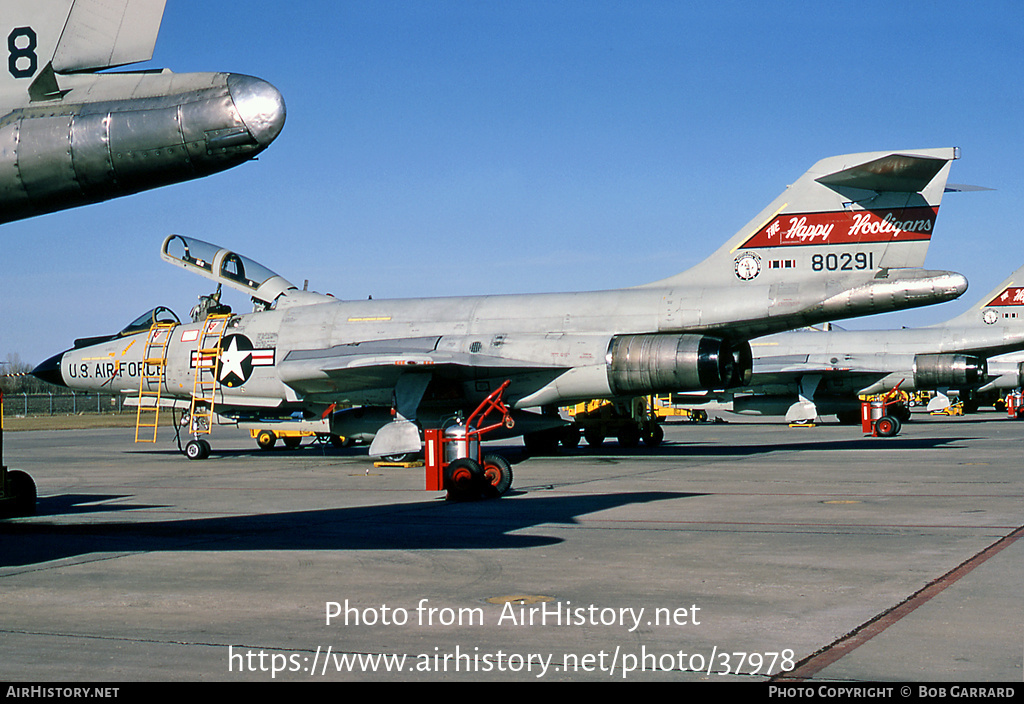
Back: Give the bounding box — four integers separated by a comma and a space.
534, 397, 665, 453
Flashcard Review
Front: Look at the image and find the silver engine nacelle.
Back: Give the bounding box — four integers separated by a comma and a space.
913, 354, 987, 389
607, 334, 752, 394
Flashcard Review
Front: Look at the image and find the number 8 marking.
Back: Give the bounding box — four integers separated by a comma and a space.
8, 27, 37, 78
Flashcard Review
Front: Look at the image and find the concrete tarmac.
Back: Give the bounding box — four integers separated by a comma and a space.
1, 411, 1021, 682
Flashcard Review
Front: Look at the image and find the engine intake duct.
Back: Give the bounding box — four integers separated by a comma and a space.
913, 354, 987, 389
607, 334, 751, 394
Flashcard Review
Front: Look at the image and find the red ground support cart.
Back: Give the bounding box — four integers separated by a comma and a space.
1006, 391, 1024, 419
424, 380, 516, 500
860, 382, 906, 437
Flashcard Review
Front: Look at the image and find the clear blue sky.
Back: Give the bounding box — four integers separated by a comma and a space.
3, 0, 1023, 366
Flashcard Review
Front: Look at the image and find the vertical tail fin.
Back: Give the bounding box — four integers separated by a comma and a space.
655, 147, 958, 288
52, 0, 166, 73
935, 262, 1024, 330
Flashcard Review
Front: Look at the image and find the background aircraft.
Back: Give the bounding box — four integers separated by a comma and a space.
681, 262, 1024, 423
0, 0, 285, 225
34, 148, 968, 474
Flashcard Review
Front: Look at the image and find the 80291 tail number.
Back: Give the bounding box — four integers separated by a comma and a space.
811, 252, 873, 272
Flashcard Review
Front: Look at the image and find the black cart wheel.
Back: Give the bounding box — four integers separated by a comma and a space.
256, 430, 276, 450
875, 415, 901, 437
481, 454, 513, 497
444, 458, 484, 500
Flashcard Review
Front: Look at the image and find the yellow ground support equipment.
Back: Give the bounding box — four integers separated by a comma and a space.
651, 394, 709, 422
134, 320, 177, 442
931, 401, 964, 416
187, 314, 230, 438
564, 396, 664, 448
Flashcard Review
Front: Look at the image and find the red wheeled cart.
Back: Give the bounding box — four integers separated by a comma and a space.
861, 383, 906, 437
1006, 391, 1024, 419
425, 380, 516, 500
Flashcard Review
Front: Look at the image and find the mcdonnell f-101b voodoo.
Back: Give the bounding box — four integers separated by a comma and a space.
672, 261, 1024, 425
34, 148, 969, 494
0, 0, 285, 225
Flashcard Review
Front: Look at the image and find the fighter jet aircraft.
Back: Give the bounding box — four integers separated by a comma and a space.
0, 0, 285, 224
685, 262, 1024, 424
34, 148, 968, 488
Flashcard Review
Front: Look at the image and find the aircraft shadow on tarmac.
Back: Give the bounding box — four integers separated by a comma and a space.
126, 432, 973, 463
548, 435, 971, 458
0, 491, 695, 568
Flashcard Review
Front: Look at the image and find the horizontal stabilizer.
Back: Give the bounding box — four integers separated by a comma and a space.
944, 183, 995, 193
816, 153, 950, 193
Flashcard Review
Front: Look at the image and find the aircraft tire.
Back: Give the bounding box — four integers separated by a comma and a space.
481, 454, 513, 497
444, 458, 484, 500
583, 428, 604, 448
282, 435, 302, 449
642, 423, 664, 447
185, 439, 211, 460
560, 425, 581, 449
835, 410, 860, 425
256, 430, 276, 450
1, 470, 37, 517
523, 429, 560, 456
875, 416, 901, 437
617, 425, 641, 448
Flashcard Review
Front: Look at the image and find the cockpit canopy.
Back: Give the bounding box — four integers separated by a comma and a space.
119, 306, 181, 336
73, 306, 182, 349
161, 234, 297, 306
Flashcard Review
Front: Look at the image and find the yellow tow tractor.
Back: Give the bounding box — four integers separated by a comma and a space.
930, 401, 964, 416
564, 396, 665, 448
241, 417, 352, 450
650, 394, 709, 423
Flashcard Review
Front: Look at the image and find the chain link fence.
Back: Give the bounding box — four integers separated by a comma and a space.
3, 392, 132, 417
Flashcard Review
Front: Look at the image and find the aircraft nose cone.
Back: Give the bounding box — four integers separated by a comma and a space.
32, 352, 66, 388
228, 74, 287, 148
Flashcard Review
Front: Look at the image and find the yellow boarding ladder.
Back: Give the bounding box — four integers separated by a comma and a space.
134, 321, 178, 442
188, 314, 231, 437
